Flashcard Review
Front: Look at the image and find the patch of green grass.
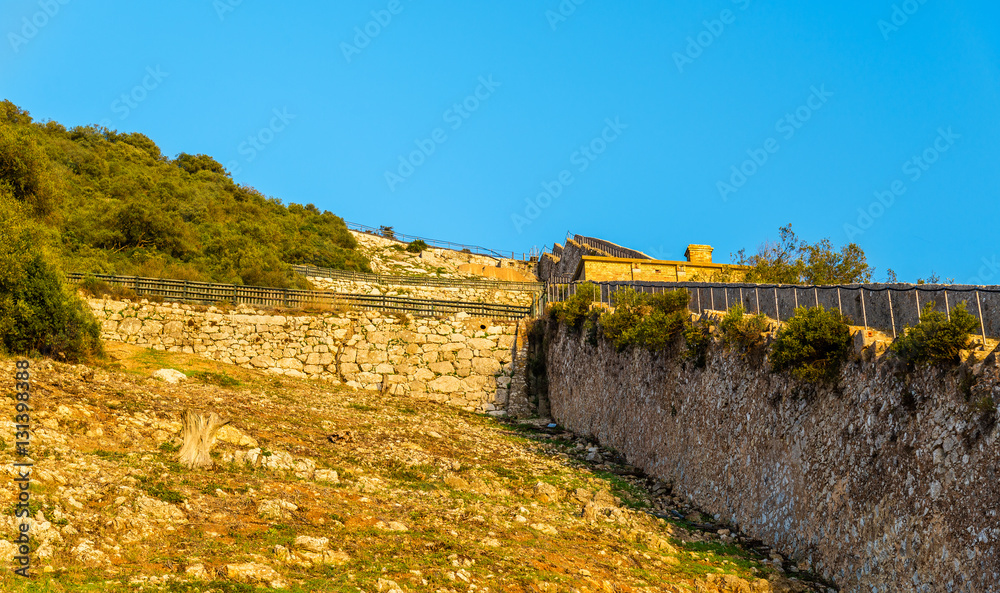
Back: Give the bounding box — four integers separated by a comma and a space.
158, 441, 180, 454
136, 476, 185, 504
188, 370, 241, 388
93, 449, 128, 461
591, 470, 651, 510
384, 460, 437, 484
347, 402, 377, 412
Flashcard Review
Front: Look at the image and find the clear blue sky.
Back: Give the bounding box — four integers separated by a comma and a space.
4, 1, 999, 283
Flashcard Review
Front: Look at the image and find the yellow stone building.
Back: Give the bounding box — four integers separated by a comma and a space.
571, 244, 745, 283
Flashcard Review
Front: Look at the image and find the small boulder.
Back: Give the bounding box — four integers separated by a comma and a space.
223, 562, 287, 589
153, 369, 187, 384
532, 481, 562, 503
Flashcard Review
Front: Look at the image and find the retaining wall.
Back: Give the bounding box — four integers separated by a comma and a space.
88, 298, 518, 413
544, 323, 1000, 593
304, 275, 538, 308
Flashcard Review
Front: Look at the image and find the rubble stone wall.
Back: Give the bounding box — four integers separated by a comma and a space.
304, 275, 538, 307
88, 299, 518, 414
545, 324, 1000, 593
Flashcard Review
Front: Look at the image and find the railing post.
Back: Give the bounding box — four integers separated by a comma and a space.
976, 291, 987, 349
861, 288, 868, 331
888, 290, 896, 339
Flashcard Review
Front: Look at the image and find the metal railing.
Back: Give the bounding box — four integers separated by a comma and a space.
68, 273, 533, 320
291, 264, 543, 292
543, 280, 1000, 342
572, 234, 652, 260
346, 220, 548, 262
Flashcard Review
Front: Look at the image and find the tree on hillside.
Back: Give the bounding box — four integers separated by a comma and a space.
734, 224, 873, 285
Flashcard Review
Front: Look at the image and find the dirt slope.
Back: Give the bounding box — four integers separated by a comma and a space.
0, 344, 830, 592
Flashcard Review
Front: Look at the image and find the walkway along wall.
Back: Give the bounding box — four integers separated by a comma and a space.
543, 323, 1000, 593
88, 298, 517, 414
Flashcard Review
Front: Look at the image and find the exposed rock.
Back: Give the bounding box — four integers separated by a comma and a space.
153, 369, 187, 384
223, 562, 287, 589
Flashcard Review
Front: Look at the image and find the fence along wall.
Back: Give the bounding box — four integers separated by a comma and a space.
68, 273, 532, 320
547, 280, 1000, 339
88, 298, 518, 414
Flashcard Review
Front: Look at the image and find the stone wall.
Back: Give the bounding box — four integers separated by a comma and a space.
303, 275, 538, 308
88, 298, 517, 414
543, 323, 1000, 592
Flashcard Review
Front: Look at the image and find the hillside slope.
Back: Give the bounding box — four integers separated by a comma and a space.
0, 346, 828, 592
0, 100, 368, 289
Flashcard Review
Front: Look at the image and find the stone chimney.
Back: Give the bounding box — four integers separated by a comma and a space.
684, 244, 713, 264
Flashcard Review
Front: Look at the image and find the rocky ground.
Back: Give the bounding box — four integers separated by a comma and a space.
350, 232, 534, 280
0, 343, 834, 592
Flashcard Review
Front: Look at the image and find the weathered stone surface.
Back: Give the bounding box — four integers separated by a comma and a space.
428, 376, 462, 393
546, 324, 1000, 593
152, 369, 186, 384
87, 299, 518, 413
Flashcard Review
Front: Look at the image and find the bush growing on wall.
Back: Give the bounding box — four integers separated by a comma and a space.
770, 305, 851, 384
719, 305, 769, 352
891, 302, 978, 367
600, 288, 689, 352
548, 283, 598, 331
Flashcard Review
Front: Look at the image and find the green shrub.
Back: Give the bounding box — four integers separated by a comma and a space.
406, 239, 429, 253
0, 198, 102, 361
683, 317, 712, 368
719, 305, 769, 352
549, 283, 598, 331
891, 302, 979, 367
770, 305, 851, 384
78, 276, 112, 297
600, 288, 689, 352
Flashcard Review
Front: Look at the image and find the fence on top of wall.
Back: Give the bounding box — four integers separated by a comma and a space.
544, 280, 1000, 341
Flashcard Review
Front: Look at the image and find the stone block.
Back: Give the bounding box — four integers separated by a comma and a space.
428, 376, 462, 393
429, 362, 455, 375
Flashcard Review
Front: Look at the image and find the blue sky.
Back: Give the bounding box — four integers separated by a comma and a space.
4, 0, 999, 282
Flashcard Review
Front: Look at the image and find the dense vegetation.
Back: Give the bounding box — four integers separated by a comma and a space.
718, 305, 768, 352
0, 100, 369, 289
891, 302, 979, 367
550, 288, 855, 385
600, 288, 689, 352
769, 306, 852, 384
0, 197, 101, 361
